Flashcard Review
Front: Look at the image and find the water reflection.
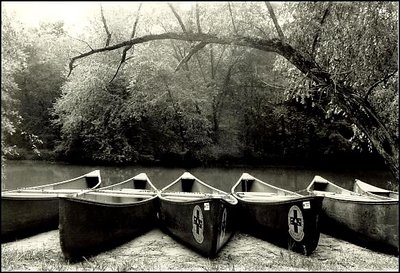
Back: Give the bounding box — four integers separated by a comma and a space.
2, 160, 394, 192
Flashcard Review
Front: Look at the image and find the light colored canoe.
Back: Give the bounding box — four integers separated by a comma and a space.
306, 175, 398, 254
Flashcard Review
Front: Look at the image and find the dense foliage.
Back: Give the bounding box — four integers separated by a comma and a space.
1, 2, 398, 175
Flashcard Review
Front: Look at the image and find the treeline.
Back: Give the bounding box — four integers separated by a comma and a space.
2, 2, 397, 171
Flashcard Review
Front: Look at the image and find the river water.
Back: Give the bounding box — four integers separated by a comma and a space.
1, 160, 394, 192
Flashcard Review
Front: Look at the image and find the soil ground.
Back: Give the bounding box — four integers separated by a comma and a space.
1, 229, 398, 271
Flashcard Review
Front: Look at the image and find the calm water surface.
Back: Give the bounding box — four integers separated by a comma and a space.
1, 160, 394, 192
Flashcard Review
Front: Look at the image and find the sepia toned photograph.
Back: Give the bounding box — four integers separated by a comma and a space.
1, 1, 398, 271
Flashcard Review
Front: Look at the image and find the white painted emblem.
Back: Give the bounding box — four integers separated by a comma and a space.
204, 202, 210, 211
218, 208, 227, 248
192, 205, 204, 244
302, 201, 311, 209
288, 205, 304, 242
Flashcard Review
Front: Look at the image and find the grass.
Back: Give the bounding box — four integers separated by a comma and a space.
1, 230, 398, 271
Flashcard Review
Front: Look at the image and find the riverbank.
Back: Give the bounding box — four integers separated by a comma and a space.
1, 229, 398, 271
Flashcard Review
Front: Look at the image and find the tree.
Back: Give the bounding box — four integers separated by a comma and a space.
64, 2, 398, 180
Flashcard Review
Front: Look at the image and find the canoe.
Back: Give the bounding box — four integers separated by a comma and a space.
59, 173, 159, 261
158, 172, 238, 258
353, 179, 399, 200
306, 175, 399, 254
1, 170, 101, 242
231, 173, 324, 256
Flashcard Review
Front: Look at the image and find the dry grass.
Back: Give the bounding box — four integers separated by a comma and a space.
1, 229, 398, 271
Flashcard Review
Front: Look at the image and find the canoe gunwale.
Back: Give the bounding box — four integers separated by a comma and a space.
3, 170, 102, 192
310, 192, 398, 205
158, 195, 237, 206
59, 194, 158, 207
233, 194, 320, 205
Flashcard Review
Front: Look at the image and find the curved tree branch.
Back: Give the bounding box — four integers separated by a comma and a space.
67, 32, 328, 85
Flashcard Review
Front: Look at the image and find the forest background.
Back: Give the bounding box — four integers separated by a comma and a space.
1, 2, 398, 181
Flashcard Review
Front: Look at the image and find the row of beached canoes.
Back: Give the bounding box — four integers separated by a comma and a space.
1, 170, 398, 261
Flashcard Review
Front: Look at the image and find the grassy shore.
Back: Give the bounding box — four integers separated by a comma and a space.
1, 229, 398, 271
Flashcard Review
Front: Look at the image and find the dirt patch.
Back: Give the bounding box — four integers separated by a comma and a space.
1, 229, 398, 271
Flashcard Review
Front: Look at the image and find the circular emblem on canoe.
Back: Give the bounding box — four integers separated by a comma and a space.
219, 207, 227, 247
288, 205, 304, 242
192, 205, 204, 244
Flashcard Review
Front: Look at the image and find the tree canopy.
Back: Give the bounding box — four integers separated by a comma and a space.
2, 2, 398, 180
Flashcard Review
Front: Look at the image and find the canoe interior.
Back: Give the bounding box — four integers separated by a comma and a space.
160, 172, 237, 204
232, 173, 302, 202
354, 179, 399, 200
73, 173, 158, 205
2, 170, 101, 197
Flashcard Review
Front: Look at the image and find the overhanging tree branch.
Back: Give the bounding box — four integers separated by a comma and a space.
67, 32, 328, 85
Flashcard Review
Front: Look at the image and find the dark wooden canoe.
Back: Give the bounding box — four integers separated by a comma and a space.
158, 172, 238, 258
353, 179, 399, 200
231, 173, 323, 256
1, 170, 101, 243
59, 173, 159, 262
306, 175, 399, 254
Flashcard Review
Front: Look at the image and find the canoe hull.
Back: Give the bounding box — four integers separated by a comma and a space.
1, 197, 59, 242
159, 198, 236, 258
236, 196, 323, 255
320, 197, 398, 254
59, 196, 159, 261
